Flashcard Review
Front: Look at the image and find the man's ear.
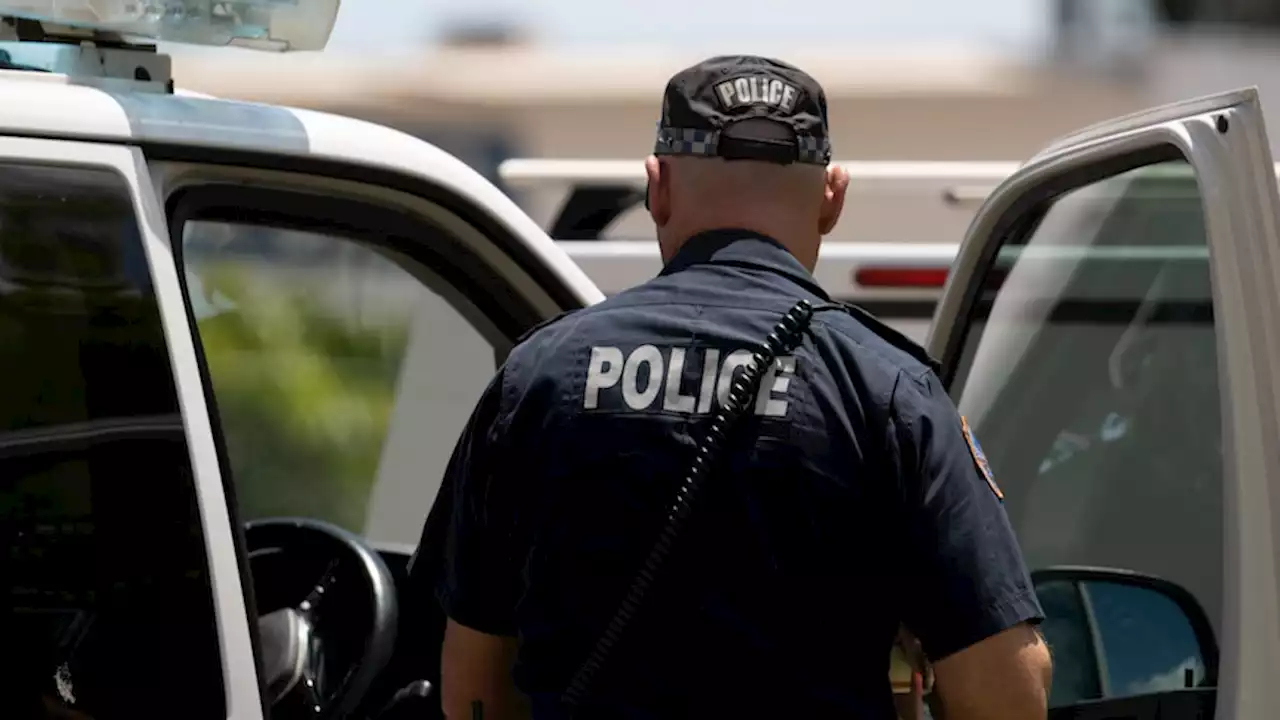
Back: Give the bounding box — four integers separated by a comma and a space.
818, 163, 850, 235
644, 155, 671, 227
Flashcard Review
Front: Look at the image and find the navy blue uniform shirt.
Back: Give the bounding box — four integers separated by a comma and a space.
434, 229, 1043, 718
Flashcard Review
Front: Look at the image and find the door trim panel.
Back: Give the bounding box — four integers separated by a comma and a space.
150, 161, 568, 323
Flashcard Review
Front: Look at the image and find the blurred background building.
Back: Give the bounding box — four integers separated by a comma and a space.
168, 0, 1280, 243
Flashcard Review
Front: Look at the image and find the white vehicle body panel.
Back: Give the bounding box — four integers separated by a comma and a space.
0, 71, 603, 310
500, 158, 1021, 191
520, 157, 1280, 308
503, 158, 1019, 252
561, 239, 956, 343
556, 240, 958, 301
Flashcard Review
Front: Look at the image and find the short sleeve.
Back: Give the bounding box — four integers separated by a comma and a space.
434, 368, 524, 636
890, 371, 1045, 661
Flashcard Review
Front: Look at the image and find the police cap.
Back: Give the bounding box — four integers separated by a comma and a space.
653, 54, 832, 166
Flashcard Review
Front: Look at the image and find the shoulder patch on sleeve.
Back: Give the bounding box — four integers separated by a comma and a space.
961, 416, 1003, 501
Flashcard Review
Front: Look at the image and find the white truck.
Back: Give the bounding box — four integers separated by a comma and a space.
0, 2, 1274, 719
501, 158, 1006, 344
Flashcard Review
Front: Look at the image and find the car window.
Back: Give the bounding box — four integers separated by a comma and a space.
181, 219, 500, 547
0, 164, 223, 718
949, 161, 1220, 707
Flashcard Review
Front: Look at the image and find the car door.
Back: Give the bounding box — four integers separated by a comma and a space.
148, 155, 594, 715
0, 139, 265, 719
924, 88, 1280, 719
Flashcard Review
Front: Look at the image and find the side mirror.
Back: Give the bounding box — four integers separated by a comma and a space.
1033, 566, 1218, 714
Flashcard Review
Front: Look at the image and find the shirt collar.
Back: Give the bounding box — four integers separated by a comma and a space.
660, 229, 830, 300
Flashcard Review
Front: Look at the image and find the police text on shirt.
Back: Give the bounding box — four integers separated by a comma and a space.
583, 345, 795, 418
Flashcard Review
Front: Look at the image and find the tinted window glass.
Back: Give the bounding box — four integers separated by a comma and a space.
183, 220, 499, 546
0, 165, 222, 718
949, 161, 1220, 706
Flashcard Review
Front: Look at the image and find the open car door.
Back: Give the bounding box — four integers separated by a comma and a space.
924, 88, 1280, 719
0, 140, 265, 718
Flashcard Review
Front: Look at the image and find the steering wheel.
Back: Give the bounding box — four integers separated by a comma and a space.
244, 517, 399, 719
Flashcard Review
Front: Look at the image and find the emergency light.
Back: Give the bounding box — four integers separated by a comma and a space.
0, 0, 340, 51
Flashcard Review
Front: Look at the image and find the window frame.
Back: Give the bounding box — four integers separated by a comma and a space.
167, 183, 534, 351
141, 144, 594, 315
935, 144, 1183, 387
168, 183, 523, 538
165, 172, 570, 707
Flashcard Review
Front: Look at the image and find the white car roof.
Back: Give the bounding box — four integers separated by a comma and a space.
0, 69, 604, 307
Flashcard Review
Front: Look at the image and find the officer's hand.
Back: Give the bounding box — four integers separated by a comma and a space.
892, 672, 926, 720
891, 627, 932, 720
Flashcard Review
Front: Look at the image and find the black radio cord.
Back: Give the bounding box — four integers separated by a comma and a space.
561, 299, 818, 713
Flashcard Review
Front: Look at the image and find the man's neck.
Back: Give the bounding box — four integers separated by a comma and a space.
663, 221, 818, 271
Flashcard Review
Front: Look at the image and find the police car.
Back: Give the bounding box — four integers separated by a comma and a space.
0, 1, 1273, 718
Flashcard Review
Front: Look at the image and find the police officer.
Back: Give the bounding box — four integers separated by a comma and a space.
433, 55, 1052, 720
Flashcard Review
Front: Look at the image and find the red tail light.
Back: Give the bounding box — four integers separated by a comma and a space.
854, 266, 950, 289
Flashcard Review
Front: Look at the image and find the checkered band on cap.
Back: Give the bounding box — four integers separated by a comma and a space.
654, 126, 831, 165
654, 127, 720, 157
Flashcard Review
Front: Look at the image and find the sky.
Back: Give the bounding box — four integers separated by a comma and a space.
323, 0, 1052, 57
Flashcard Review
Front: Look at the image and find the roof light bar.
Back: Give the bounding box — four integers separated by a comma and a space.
0, 0, 340, 51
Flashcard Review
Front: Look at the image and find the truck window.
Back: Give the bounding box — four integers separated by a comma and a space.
178, 202, 507, 548
0, 164, 222, 717
949, 161, 1220, 706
